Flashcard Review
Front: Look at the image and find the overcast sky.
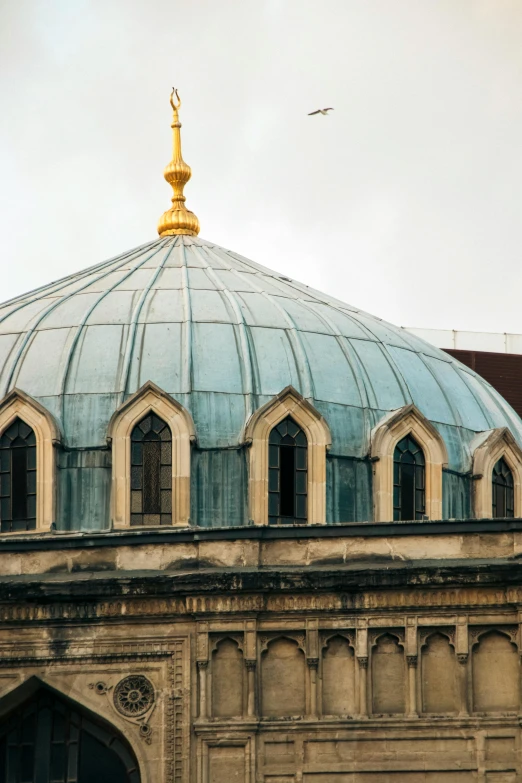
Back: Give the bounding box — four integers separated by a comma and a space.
1, 0, 522, 333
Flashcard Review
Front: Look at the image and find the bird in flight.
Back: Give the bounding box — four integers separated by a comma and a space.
308, 107, 334, 116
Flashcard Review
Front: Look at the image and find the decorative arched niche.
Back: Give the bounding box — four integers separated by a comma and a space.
371, 631, 405, 715
210, 635, 245, 718
321, 633, 356, 716
471, 628, 519, 712
370, 404, 448, 522
0, 388, 60, 532
420, 630, 458, 714
108, 381, 195, 528
471, 428, 522, 518
260, 634, 306, 717
244, 386, 331, 525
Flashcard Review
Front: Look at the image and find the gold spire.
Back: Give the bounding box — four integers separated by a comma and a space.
157, 88, 200, 237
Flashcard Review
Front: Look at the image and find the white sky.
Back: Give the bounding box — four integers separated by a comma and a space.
1, 0, 522, 332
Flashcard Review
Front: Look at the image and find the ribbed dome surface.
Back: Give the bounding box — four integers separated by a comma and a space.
1, 234, 521, 475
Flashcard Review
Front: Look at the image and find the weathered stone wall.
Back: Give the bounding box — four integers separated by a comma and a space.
0, 526, 520, 781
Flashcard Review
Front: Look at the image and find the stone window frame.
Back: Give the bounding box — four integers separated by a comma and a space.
243, 386, 331, 526
108, 381, 195, 529
471, 427, 522, 518
0, 389, 60, 533
370, 404, 448, 522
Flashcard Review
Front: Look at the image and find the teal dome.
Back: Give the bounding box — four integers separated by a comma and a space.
0, 234, 520, 528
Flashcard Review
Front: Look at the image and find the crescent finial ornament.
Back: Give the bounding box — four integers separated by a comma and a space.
170, 87, 181, 111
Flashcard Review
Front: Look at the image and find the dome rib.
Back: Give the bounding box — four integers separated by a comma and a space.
195, 244, 255, 413
59, 240, 169, 419
0, 241, 153, 325
1, 241, 165, 399
180, 241, 193, 395
289, 296, 368, 409
118, 239, 178, 404
215, 251, 316, 400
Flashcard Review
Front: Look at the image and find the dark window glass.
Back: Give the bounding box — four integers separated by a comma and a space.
0, 418, 36, 532
393, 434, 425, 521
268, 416, 307, 525
0, 689, 139, 783
131, 413, 172, 526
492, 457, 514, 518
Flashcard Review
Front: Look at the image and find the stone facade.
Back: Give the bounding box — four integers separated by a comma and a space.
0, 522, 521, 782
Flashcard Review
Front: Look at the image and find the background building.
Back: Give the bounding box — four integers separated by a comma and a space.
0, 98, 521, 783
408, 327, 522, 419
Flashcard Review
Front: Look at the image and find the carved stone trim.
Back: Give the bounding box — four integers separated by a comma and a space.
108, 381, 195, 528
169, 639, 187, 783
245, 659, 257, 671
0, 648, 172, 667
369, 628, 405, 648
358, 657, 369, 669
113, 675, 155, 718
320, 630, 355, 651
457, 653, 468, 665
244, 385, 331, 525
406, 655, 418, 668
371, 404, 448, 521
0, 587, 520, 622
196, 660, 209, 670
88, 681, 112, 696
469, 625, 518, 650
139, 723, 153, 744
209, 632, 244, 654
307, 657, 319, 670
419, 626, 456, 650
259, 632, 306, 654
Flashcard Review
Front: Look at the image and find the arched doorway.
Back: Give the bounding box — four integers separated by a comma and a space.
0, 685, 141, 783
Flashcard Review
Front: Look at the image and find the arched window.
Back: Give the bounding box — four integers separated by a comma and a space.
492, 457, 514, 518
268, 416, 307, 525
130, 412, 172, 526
0, 417, 36, 532
393, 434, 425, 520
0, 686, 140, 782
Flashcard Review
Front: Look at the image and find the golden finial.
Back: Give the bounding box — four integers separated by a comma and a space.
157, 87, 200, 237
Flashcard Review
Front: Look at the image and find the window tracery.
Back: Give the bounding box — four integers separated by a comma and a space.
130, 412, 172, 526
108, 381, 195, 528
0, 389, 59, 532
0, 417, 37, 532
472, 427, 522, 519
244, 386, 330, 526
393, 434, 426, 521
268, 416, 307, 525
492, 457, 514, 519
371, 405, 447, 522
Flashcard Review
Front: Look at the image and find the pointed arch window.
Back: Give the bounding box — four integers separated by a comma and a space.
130, 412, 172, 526
268, 416, 307, 525
393, 434, 425, 521
0, 417, 37, 532
492, 457, 514, 518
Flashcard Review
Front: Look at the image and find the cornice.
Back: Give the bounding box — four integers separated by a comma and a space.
2, 517, 522, 552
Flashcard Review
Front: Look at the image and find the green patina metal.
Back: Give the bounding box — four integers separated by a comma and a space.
0, 234, 520, 530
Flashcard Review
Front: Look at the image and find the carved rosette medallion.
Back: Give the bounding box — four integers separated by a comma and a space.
114, 675, 155, 718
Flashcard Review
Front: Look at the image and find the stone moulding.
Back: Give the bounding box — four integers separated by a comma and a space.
243, 385, 331, 525
0, 388, 61, 532
108, 381, 196, 529
472, 427, 522, 518
370, 404, 449, 522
